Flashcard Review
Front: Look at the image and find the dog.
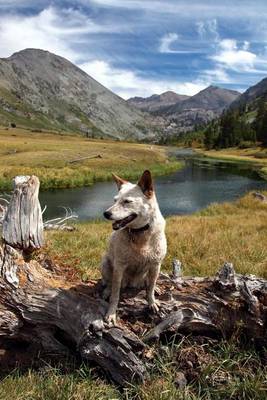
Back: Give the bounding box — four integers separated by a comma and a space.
101, 170, 167, 324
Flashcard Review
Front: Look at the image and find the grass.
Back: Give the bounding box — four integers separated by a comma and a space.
1, 338, 266, 400
46, 191, 267, 280
196, 147, 267, 180
0, 127, 182, 190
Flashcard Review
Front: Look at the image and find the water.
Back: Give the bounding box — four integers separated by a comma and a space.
39, 149, 267, 221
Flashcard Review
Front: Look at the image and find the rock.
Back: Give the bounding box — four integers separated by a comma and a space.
175, 371, 187, 389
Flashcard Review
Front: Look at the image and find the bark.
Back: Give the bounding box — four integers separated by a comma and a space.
0, 176, 266, 386
2, 176, 43, 252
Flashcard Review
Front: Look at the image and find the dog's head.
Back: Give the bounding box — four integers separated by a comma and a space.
103, 170, 155, 230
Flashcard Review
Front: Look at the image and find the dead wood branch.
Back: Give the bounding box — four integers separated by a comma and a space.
43, 207, 78, 231
0, 195, 77, 232
68, 154, 102, 164
252, 192, 267, 202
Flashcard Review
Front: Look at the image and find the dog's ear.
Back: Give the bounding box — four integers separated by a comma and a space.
138, 170, 154, 198
112, 173, 127, 190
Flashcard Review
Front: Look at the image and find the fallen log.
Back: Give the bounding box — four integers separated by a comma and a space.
68, 154, 102, 164
0, 176, 266, 386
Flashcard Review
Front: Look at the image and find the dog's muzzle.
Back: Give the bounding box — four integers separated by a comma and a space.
111, 213, 137, 230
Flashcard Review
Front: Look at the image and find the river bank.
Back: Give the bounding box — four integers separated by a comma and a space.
39, 153, 266, 221
195, 147, 267, 180
0, 127, 182, 190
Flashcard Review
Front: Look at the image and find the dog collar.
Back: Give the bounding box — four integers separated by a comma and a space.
127, 223, 150, 234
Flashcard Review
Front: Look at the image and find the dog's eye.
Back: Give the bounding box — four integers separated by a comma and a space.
123, 199, 132, 204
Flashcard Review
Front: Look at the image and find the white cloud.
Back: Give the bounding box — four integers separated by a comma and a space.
243, 41, 250, 51
211, 39, 257, 72
159, 32, 204, 54
0, 6, 123, 60
90, 0, 267, 20
159, 33, 179, 53
203, 67, 230, 84
196, 19, 219, 42
79, 59, 207, 99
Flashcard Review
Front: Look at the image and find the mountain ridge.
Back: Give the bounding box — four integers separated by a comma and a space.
128, 85, 240, 136
127, 91, 189, 113
0, 48, 158, 141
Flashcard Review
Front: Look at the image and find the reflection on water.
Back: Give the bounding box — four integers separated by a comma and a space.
39, 150, 266, 221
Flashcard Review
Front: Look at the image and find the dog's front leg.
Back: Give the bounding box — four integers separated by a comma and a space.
147, 263, 161, 313
105, 266, 123, 325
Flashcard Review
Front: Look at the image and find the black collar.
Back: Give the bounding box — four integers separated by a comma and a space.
127, 223, 150, 234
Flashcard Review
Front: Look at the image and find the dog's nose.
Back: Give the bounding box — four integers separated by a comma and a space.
103, 210, 112, 220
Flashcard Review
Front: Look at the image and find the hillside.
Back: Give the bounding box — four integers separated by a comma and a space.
0, 49, 158, 141
230, 77, 267, 112
203, 77, 267, 149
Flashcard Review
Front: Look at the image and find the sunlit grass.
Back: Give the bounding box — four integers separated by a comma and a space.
0, 127, 182, 190
196, 147, 267, 164
46, 191, 267, 280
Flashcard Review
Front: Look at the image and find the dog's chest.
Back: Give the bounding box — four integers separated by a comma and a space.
126, 233, 165, 265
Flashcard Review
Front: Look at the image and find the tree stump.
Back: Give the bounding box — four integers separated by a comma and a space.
0, 176, 267, 385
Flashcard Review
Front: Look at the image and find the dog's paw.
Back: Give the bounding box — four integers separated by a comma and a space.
105, 312, 117, 326
149, 300, 160, 313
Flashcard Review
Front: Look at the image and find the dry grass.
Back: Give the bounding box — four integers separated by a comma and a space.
0, 127, 181, 190
196, 147, 267, 166
46, 191, 267, 280
196, 147, 267, 181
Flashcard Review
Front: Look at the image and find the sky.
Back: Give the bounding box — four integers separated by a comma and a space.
0, 0, 267, 99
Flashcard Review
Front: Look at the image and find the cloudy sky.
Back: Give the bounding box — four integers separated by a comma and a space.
0, 0, 267, 98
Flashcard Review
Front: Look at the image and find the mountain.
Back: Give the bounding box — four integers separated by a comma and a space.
163, 86, 240, 133
203, 77, 267, 149
127, 91, 189, 113
0, 49, 158, 141
128, 86, 240, 136
230, 77, 267, 112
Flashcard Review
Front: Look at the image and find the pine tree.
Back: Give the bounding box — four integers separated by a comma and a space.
254, 99, 267, 145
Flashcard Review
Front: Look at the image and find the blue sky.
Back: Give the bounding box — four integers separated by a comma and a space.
0, 0, 267, 98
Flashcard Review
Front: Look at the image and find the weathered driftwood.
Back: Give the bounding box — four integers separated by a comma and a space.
0, 194, 77, 232
2, 176, 43, 252
0, 176, 267, 386
43, 208, 78, 232
252, 191, 267, 202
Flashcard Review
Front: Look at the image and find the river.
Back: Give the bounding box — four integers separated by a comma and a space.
39, 149, 266, 221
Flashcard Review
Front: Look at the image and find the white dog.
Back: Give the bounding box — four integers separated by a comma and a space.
101, 170, 167, 324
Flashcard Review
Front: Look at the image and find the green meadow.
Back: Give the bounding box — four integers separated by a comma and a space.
0, 127, 181, 190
